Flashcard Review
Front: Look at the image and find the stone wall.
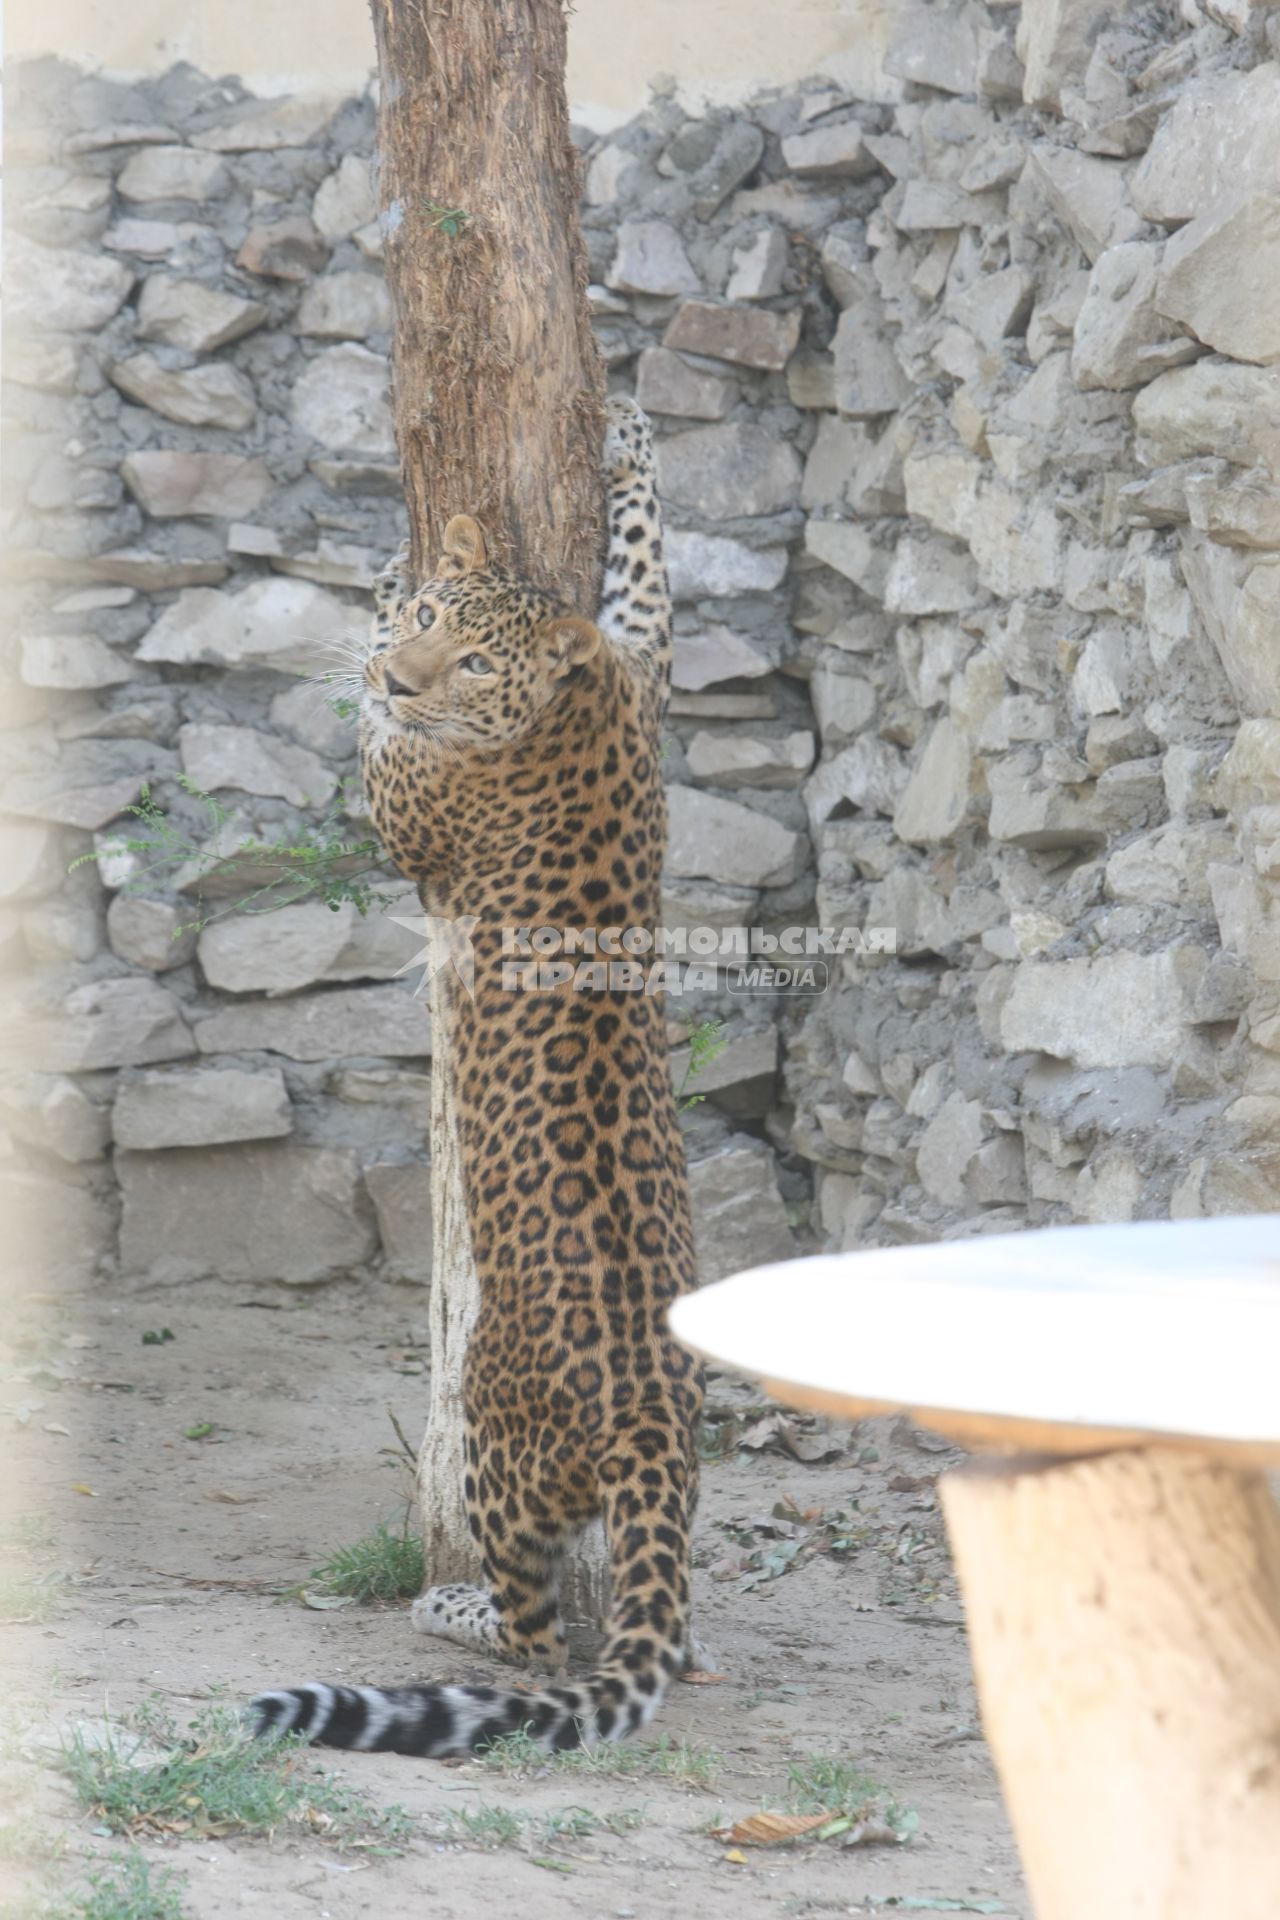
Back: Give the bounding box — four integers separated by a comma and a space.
4, 7, 1278, 1295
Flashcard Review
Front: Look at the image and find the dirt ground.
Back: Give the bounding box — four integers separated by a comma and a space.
1, 1278, 1027, 1918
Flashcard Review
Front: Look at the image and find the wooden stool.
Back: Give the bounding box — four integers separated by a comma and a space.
669, 1216, 1280, 1920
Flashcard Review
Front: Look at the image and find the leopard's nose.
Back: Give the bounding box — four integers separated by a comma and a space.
383, 668, 414, 698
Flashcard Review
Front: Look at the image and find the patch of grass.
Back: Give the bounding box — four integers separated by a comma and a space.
307, 1520, 424, 1605
50, 1850, 188, 1920
780, 1751, 919, 1846
445, 1799, 649, 1855
477, 1728, 723, 1791
0, 1571, 70, 1624
54, 1699, 412, 1852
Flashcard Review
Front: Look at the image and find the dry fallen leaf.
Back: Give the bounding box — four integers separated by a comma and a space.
711, 1811, 835, 1847
71, 1484, 98, 1497
301, 1589, 357, 1611
722, 1848, 749, 1865
679, 1668, 727, 1686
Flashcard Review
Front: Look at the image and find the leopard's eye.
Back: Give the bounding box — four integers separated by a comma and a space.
417, 604, 436, 631
460, 653, 493, 676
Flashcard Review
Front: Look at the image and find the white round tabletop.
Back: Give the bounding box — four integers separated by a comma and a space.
669, 1215, 1280, 1460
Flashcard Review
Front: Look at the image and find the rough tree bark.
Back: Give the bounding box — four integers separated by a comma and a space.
370, 0, 610, 1624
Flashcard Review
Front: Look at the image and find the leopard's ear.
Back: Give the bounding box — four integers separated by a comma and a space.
544, 614, 601, 678
439, 515, 488, 576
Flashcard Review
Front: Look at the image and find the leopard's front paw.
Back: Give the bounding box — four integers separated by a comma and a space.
602, 395, 654, 484
373, 539, 412, 616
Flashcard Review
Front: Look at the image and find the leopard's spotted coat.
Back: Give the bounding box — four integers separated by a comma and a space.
251, 400, 705, 1757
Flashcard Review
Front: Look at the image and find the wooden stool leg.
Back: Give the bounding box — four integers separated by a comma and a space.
940, 1448, 1280, 1920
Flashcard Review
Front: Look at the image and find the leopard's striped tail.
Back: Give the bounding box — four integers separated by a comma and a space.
250, 1676, 612, 1757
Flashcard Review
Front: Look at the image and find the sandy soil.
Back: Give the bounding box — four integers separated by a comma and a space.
1, 1279, 1027, 1918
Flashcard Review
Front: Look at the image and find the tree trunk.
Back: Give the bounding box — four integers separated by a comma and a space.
371, 0, 610, 1625
942, 1448, 1280, 1920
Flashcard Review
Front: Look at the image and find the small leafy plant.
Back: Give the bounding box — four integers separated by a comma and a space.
49, 1849, 188, 1920
73, 779, 396, 938
675, 1015, 729, 1111
307, 1520, 424, 1606
418, 198, 471, 237
477, 1728, 723, 1791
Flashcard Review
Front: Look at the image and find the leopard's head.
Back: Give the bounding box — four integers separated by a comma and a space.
362, 516, 601, 752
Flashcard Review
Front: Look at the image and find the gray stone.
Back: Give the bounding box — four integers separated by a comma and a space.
270, 677, 358, 755
884, 6, 978, 93
950, 266, 1035, 349
0, 822, 62, 904
0, 1075, 109, 1164
781, 119, 878, 180
670, 1028, 777, 1100
103, 218, 191, 257
636, 347, 735, 421
117, 146, 231, 201
986, 755, 1106, 850
688, 1137, 794, 1284
197, 899, 361, 995
685, 730, 814, 790
309, 457, 402, 495
885, 534, 985, 615
916, 1093, 985, 1205
1071, 242, 1198, 391
296, 272, 394, 339
893, 718, 971, 844
1017, 0, 1122, 110
1027, 146, 1141, 262
20, 633, 138, 690
810, 664, 875, 746
236, 216, 328, 281
690, 122, 766, 219
137, 579, 353, 675
121, 451, 272, 519
672, 624, 770, 690
136, 276, 269, 352
787, 354, 837, 409
110, 353, 257, 429
64, 121, 179, 152
725, 227, 787, 302
1183, 464, 1280, 550
365, 1161, 433, 1283
666, 531, 788, 600
659, 423, 801, 520
179, 724, 338, 809
107, 895, 198, 971
804, 519, 891, 600
976, 28, 1026, 103
6, 335, 79, 392
0, 740, 175, 831
1178, 533, 1280, 719
18, 977, 194, 1073
113, 1066, 292, 1148
1105, 824, 1236, 907
832, 303, 910, 417
663, 299, 801, 372
804, 735, 908, 832
964, 1133, 1027, 1205
290, 344, 394, 456
117, 1143, 375, 1285
190, 93, 338, 151
272, 540, 378, 589
8, 235, 133, 332
312, 154, 376, 240
1155, 192, 1280, 366
195, 985, 431, 1061
666, 786, 805, 887
606, 220, 700, 296
893, 181, 997, 232
1000, 952, 1202, 1069
585, 143, 634, 206
1132, 360, 1280, 471
1131, 63, 1280, 225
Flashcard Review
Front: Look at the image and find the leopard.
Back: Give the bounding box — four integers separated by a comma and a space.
250, 397, 706, 1758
